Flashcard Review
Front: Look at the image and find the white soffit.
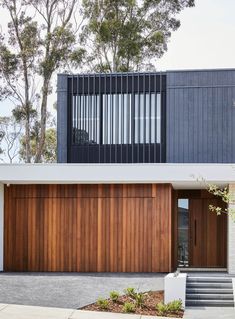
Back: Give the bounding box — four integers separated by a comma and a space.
0, 163, 234, 189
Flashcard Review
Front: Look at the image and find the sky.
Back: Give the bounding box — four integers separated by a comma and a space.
1, 0, 235, 117
157, 0, 235, 70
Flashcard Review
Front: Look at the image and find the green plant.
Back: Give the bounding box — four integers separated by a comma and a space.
167, 300, 182, 312
109, 291, 120, 302
156, 300, 182, 315
156, 302, 168, 316
123, 302, 135, 313
97, 298, 109, 310
124, 287, 136, 298
134, 292, 145, 308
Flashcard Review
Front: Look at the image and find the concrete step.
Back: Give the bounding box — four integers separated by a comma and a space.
187, 276, 232, 283
186, 293, 234, 300
186, 276, 234, 307
186, 299, 234, 307
178, 268, 227, 272
187, 282, 232, 289
187, 288, 233, 294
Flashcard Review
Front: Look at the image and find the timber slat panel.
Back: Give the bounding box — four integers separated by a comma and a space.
4, 184, 172, 272
5, 184, 156, 198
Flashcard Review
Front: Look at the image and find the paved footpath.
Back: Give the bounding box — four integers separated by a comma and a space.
0, 304, 177, 319
184, 307, 235, 319
0, 304, 235, 319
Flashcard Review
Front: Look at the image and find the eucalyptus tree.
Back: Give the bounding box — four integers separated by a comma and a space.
76, 0, 195, 72
0, 0, 79, 162
0, 116, 22, 163
0, 0, 195, 162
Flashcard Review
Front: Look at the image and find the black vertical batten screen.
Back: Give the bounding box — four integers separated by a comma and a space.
137, 73, 140, 162
67, 72, 166, 163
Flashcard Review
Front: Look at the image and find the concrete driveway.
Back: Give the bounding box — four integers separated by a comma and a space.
0, 273, 165, 309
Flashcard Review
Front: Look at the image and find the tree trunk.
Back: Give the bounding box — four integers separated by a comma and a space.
23, 61, 31, 163
25, 113, 31, 163
34, 78, 50, 163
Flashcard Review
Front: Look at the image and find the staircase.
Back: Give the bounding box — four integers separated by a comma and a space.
186, 275, 234, 307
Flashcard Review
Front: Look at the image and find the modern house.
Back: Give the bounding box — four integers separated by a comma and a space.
0, 69, 235, 279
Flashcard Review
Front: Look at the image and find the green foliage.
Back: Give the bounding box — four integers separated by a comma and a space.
109, 291, 120, 302
156, 300, 182, 315
206, 183, 235, 221
123, 287, 145, 307
166, 300, 182, 312
76, 0, 195, 72
19, 127, 56, 163
40, 25, 76, 77
156, 302, 168, 316
12, 105, 37, 123
134, 292, 145, 308
0, 116, 22, 163
208, 184, 230, 203
123, 302, 135, 313
0, 45, 18, 77
193, 176, 235, 221
96, 297, 109, 310
208, 188, 235, 220
0, 127, 4, 156
124, 287, 136, 298
0, 0, 77, 162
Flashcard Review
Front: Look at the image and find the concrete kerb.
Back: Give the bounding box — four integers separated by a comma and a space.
0, 304, 179, 319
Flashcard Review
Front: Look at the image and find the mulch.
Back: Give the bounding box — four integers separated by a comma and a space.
81, 291, 184, 317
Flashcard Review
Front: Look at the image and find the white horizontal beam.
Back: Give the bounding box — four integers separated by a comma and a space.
0, 163, 234, 189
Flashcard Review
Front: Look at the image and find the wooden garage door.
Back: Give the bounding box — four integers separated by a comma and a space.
4, 184, 172, 272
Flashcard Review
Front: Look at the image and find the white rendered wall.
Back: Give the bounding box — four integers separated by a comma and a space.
164, 273, 187, 308
228, 184, 235, 275
0, 163, 235, 188
0, 183, 3, 271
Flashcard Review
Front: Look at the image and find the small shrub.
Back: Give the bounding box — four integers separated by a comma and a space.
156, 302, 168, 316
97, 298, 109, 310
124, 287, 136, 298
110, 290, 120, 302
123, 302, 135, 313
134, 292, 145, 308
167, 300, 182, 312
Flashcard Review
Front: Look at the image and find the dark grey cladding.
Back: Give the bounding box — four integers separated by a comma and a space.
57, 74, 68, 163
166, 69, 235, 163
57, 69, 235, 164
57, 72, 166, 163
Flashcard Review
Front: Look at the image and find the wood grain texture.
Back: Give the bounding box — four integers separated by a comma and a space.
189, 198, 227, 268
4, 184, 173, 272
172, 190, 227, 269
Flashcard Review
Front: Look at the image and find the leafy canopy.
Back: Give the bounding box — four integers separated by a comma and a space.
0, 0, 78, 162
19, 127, 56, 163
76, 0, 195, 72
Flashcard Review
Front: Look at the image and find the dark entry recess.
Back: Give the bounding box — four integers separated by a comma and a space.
66, 73, 166, 163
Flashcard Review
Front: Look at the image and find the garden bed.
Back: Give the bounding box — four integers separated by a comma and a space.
81, 290, 184, 317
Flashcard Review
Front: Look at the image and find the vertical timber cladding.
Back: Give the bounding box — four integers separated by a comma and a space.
4, 184, 173, 272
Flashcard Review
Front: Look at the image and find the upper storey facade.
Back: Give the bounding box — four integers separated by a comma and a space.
57, 69, 235, 163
